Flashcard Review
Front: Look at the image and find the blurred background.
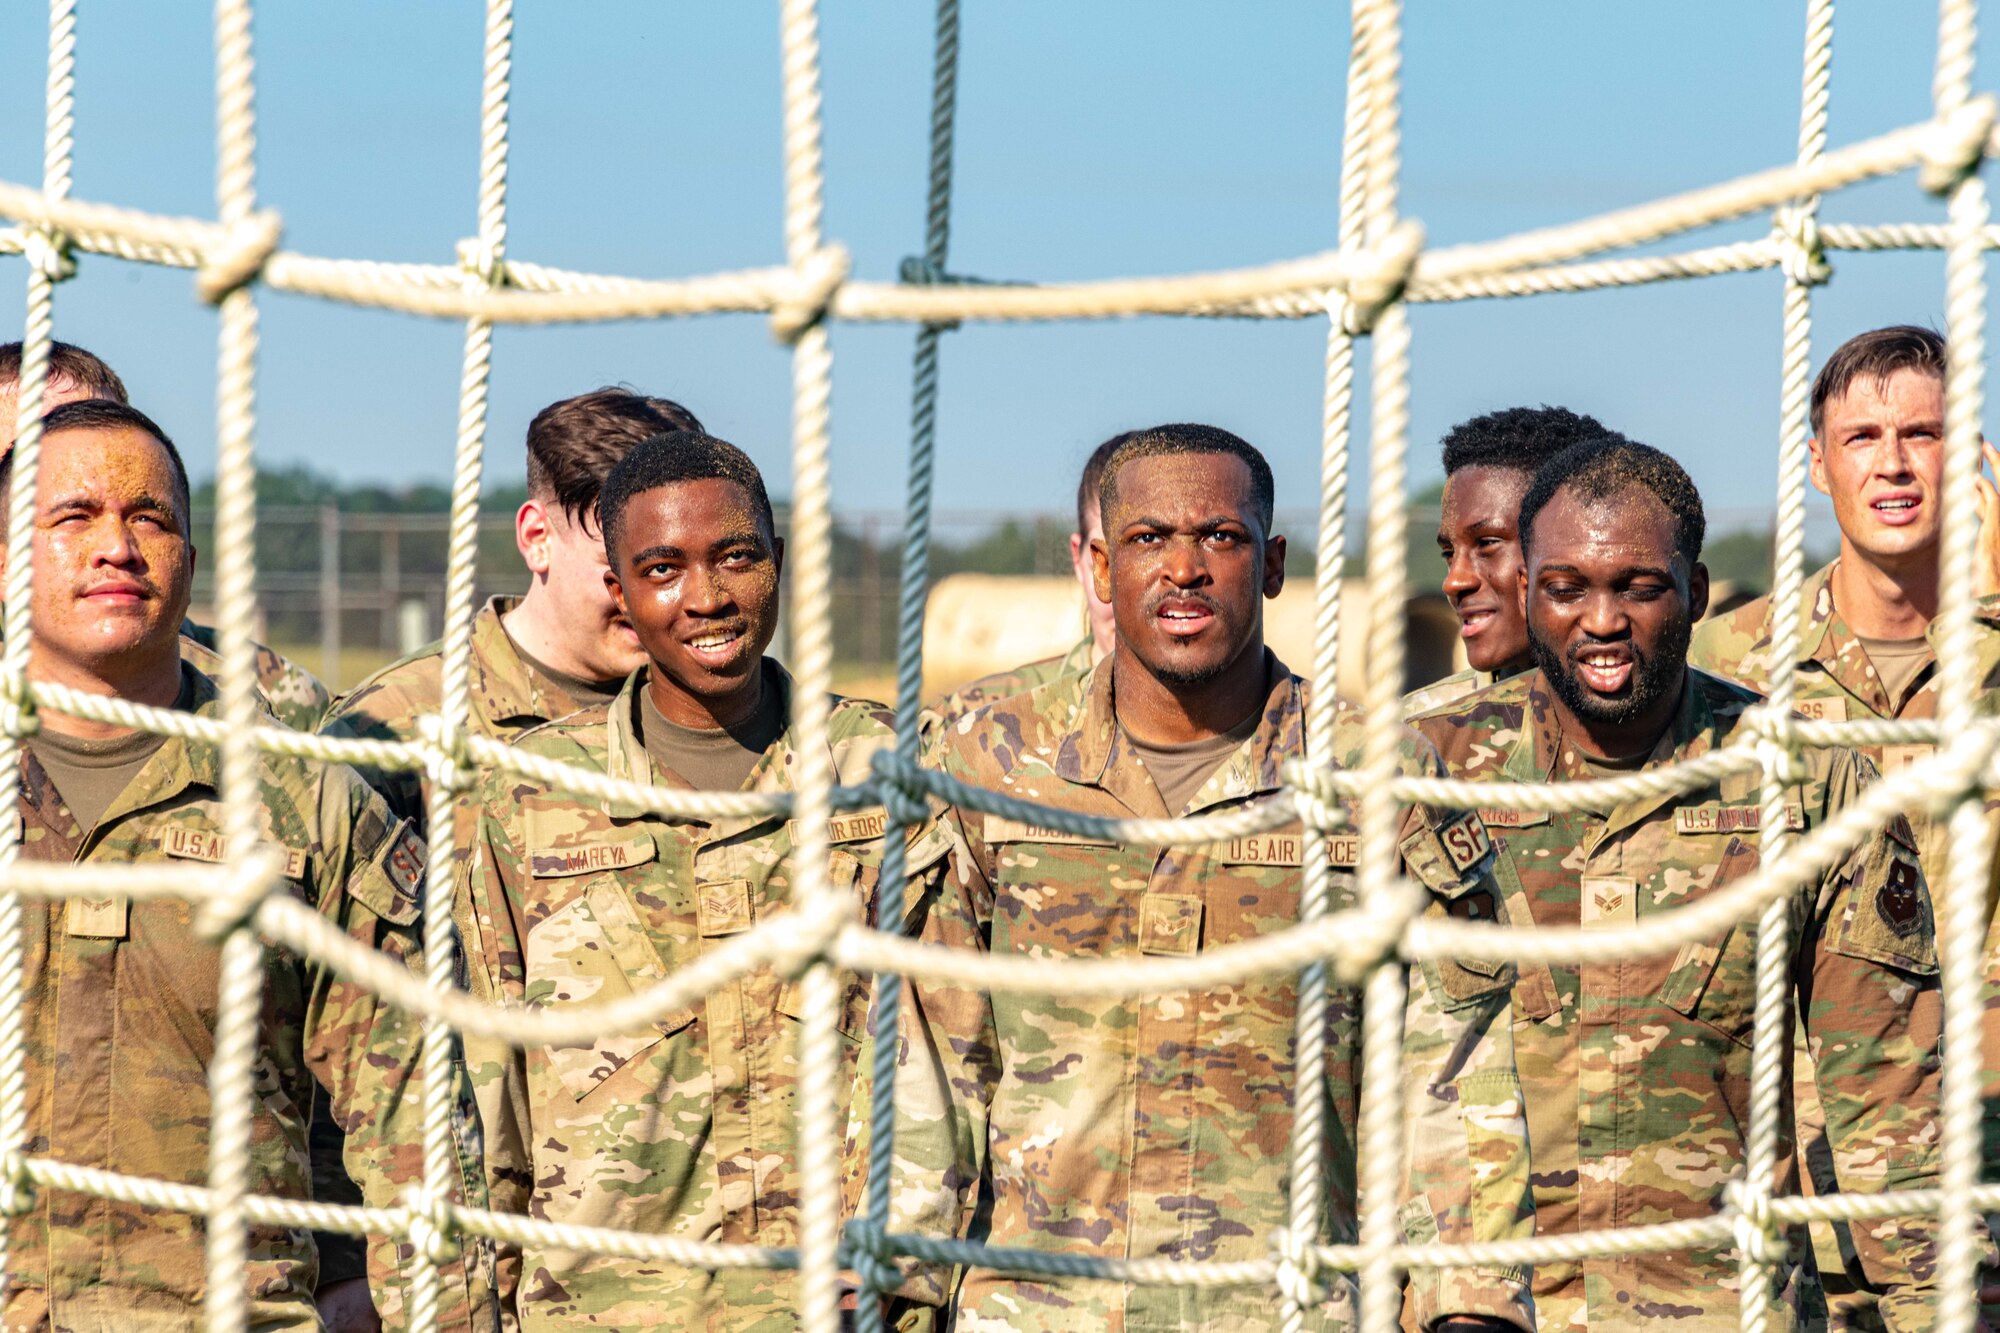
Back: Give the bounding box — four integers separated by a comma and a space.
0, 3, 1984, 696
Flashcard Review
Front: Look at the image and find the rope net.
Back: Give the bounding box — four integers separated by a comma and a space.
0, 0, 1996, 1329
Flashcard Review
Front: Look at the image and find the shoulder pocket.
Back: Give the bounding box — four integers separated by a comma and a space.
1403, 810, 1516, 1008
342, 816, 421, 928
524, 879, 695, 1101
1830, 832, 1938, 977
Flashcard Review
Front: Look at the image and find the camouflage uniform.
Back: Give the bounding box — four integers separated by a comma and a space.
887, 654, 1537, 1332
323, 592, 608, 1318
1402, 663, 1520, 719
459, 663, 954, 1330
179, 618, 332, 733
1690, 558, 2000, 1327
1409, 668, 1950, 1330
920, 635, 1096, 750
1, 664, 485, 1331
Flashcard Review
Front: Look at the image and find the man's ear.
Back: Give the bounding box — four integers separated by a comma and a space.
516, 499, 553, 577
772, 535, 785, 578
1516, 559, 1530, 620
1090, 536, 1112, 606
604, 565, 628, 619
1806, 436, 1831, 498
1688, 560, 1710, 624
1262, 534, 1286, 599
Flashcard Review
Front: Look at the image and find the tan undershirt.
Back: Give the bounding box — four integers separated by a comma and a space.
29, 672, 191, 832
1856, 632, 1934, 709
508, 633, 626, 711
1124, 706, 1262, 816
640, 669, 786, 793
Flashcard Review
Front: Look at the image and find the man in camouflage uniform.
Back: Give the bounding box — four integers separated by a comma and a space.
0, 401, 485, 1329
1412, 437, 1954, 1329
924, 432, 1121, 745
1687, 326, 2000, 1327
1403, 406, 1614, 717
887, 424, 1535, 1331
459, 431, 954, 1328
0, 341, 332, 734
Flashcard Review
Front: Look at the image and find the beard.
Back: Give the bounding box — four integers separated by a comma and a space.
1530, 612, 1690, 727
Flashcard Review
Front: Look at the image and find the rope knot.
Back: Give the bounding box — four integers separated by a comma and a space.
416, 713, 477, 797
1919, 95, 1997, 195
456, 236, 508, 291
843, 1218, 900, 1298
0, 1150, 34, 1218
772, 244, 851, 344
196, 211, 282, 305
402, 1183, 463, 1266
898, 256, 946, 285
1271, 1226, 1325, 1309
870, 750, 936, 831
1746, 703, 1808, 788
21, 226, 75, 282
195, 846, 284, 942
1334, 220, 1424, 335
1771, 206, 1830, 286
1724, 1177, 1782, 1267
0, 669, 39, 741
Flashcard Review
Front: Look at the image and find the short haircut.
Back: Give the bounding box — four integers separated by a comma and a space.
599, 429, 775, 563
1440, 404, 1610, 478
1518, 437, 1705, 568
0, 340, 130, 404
526, 387, 704, 529
0, 399, 192, 531
1098, 423, 1276, 533
1810, 325, 1947, 438
1075, 432, 1131, 538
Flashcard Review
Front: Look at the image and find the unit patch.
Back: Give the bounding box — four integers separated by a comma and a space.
1876, 857, 1923, 937
1581, 877, 1637, 927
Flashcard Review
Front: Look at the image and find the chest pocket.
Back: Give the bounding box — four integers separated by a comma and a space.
1657, 835, 1762, 1047
984, 815, 1132, 958
523, 833, 696, 1102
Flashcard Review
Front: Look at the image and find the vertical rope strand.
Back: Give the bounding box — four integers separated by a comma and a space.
0, 0, 79, 1302
857, 1, 959, 1328
776, 1, 843, 1328
1928, 1, 1991, 1325
203, 0, 267, 1327
1737, 4, 1834, 1327
1281, 11, 1377, 1330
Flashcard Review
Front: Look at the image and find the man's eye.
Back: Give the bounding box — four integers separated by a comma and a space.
1437, 544, 1454, 561
1626, 585, 1667, 601
1545, 583, 1582, 601
1132, 532, 1162, 545
1206, 531, 1239, 548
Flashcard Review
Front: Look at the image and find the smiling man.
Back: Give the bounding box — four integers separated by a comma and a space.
457, 430, 954, 1329
0, 401, 480, 1328
1411, 436, 1953, 1330
881, 423, 1535, 1331
1405, 406, 1615, 716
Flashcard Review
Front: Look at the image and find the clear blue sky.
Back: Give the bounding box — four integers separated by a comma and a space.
0, 2, 1990, 537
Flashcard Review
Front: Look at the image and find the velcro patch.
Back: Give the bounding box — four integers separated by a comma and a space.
984, 815, 1116, 847
383, 820, 424, 898
1581, 877, 1637, 927
529, 836, 657, 878
1793, 696, 1849, 723
1879, 744, 1934, 778
1216, 833, 1360, 867
1877, 856, 1924, 937
66, 897, 127, 939
1138, 893, 1202, 956
828, 808, 889, 844
1437, 812, 1492, 874
1478, 808, 1548, 830
1674, 802, 1803, 836
159, 827, 307, 879
697, 879, 754, 936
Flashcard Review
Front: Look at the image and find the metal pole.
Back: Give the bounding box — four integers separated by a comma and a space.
319, 502, 341, 684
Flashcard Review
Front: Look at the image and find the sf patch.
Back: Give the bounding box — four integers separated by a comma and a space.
1876, 855, 1924, 938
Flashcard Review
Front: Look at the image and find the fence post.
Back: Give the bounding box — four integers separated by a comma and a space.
319, 502, 341, 684
381, 519, 401, 653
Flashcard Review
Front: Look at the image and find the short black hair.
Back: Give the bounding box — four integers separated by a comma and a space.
1440, 405, 1610, 478
0, 400, 192, 533
0, 340, 130, 404
599, 429, 775, 563
1098, 423, 1276, 533
1518, 437, 1705, 567
526, 387, 705, 529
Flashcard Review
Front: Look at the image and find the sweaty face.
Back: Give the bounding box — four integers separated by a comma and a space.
607, 478, 783, 726
543, 506, 646, 681
5, 425, 195, 676
1438, 465, 1531, 672
1809, 367, 1946, 571
1092, 452, 1284, 689
1524, 485, 1704, 733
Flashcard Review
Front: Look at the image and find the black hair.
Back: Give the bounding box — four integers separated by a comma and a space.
1098, 423, 1276, 532
1518, 437, 1705, 567
599, 429, 775, 563
0, 399, 191, 532
1440, 405, 1611, 478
